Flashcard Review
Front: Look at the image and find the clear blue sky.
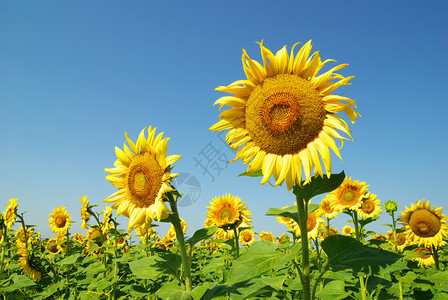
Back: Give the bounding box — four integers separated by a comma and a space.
1, 1, 447, 239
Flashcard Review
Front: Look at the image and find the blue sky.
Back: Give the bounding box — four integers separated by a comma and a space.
1, 1, 447, 239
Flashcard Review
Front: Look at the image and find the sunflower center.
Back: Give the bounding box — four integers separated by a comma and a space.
361, 200, 375, 214
339, 188, 360, 206
416, 247, 431, 259
6, 210, 14, 220
47, 241, 58, 253
322, 203, 334, 214
243, 232, 252, 242
409, 209, 441, 237
126, 153, 163, 208
246, 74, 326, 155
396, 233, 406, 246
55, 216, 66, 227
217, 205, 237, 225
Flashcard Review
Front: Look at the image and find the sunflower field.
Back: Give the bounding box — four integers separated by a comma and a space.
1, 41, 447, 300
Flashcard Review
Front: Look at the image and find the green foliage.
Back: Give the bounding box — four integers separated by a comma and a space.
293, 171, 345, 200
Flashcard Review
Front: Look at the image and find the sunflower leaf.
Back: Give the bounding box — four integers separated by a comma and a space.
293, 171, 345, 201
322, 235, 402, 272
265, 204, 320, 225
237, 169, 263, 177
187, 226, 218, 247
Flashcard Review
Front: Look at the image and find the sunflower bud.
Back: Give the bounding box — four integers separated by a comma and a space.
384, 200, 398, 215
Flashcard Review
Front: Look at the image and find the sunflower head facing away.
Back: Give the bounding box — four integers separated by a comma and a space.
104, 126, 182, 232
210, 40, 359, 190
79, 195, 91, 230
3, 198, 18, 230
49, 206, 71, 235
400, 199, 448, 247
206, 194, 253, 229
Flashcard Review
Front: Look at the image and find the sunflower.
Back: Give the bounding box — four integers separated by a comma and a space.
210, 41, 359, 190
15, 227, 37, 249
400, 199, 448, 247
386, 229, 409, 252
73, 233, 85, 244
258, 231, 275, 243
3, 198, 18, 230
206, 194, 253, 228
239, 229, 256, 246
18, 248, 42, 281
79, 195, 91, 230
46, 236, 64, 255
342, 225, 353, 236
319, 195, 340, 219
87, 227, 106, 248
289, 210, 324, 240
277, 233, 292, 245
136, 224, 157, 243
357, 193, 382, 219
104, 126, 181, 232
329, 177, 368, 211
102, 206, 113, 235
320, 225, 338, 240
370, 234, 387, 242
413, 247, 435, 267
49, 206, 71, 234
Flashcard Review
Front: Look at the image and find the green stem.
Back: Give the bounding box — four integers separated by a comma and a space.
398, 280, 404, 300
391, 212, 398, 253
168, 195, 192, 292
352, 211, 360, 242
313, 238, 321, 273
296, 195, 311, 300
432, 244, 440, 270
233, 227, 240, 258
359, 275, 367, 300
326, 218, 330, 237
311, 264, 330, 300
0, 225, 7, 275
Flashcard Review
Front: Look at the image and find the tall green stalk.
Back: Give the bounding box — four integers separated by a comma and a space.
296, 196, 311, 300
167, 193, 192, 292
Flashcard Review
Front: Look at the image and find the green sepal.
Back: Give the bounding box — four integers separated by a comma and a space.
237, 169, 263, 177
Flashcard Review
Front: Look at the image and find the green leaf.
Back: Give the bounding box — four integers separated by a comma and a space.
57, 253, 82, 265
187, 226, 218, 247
321, 235, 402, 272
315, 280, 352, 300
0, 275, 35, 292
265, 204, 319, 226
129, 253, 182, 280
39, 280, 65, 298
237, 169, 263, 177
293, 171, 345, 201
225, 240, 294, 285
156, 283, 192, 300
358, 216, 380, 228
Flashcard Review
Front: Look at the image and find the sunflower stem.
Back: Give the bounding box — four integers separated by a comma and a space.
359, 275, 367, 300
432, 244, 440, 270
233, 227, 240, 258
168, 194, 193, 292
0, 225, 7, 276
391, 211, 399, 253
296, 195, 311, 300
352, 210, 360, 242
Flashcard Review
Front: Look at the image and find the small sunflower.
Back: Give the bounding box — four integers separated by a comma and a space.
73, 233, 85, 244
46, 236, 65, 255
386, 229, 409, 252
289, 210, 324, 240
87, 227, 106, 248
15, 227, 37, 249
319, 195, 340, 219
413, 246, 435, 267
357, 193, 382, 219
18, 248, 42, 282
102, 206, 113, 235
370, 234, 387, 242
258, 231, 275, 243
136, 224, 157, 243
277, 233, 292, 245
400, 199, 448, 247
320, 225, 338, 240
206, 194, 253, 228
329, 177, 368, 211
104, 126, 181, 232
79, 195, 91, 230
3, 198, 18, 230
210, 41, 359, 190
49, 206, 71, 234
342, 225, 353, 236
239, 229, 256, 246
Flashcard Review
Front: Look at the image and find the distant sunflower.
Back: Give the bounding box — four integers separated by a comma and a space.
319, 195, 340, 219
400, 199, 448, 247
87, 227, 106, 248
18, 248, 42, 282
102, 206, 113, 235
320, 225, 338, 240
104, 126, 182, 232
239, 229, 256, 246
329, 177, 368, 211
387, 229, 409, 252
210, 41, 359, 190
206, 194, 252, 228
79, 195, 91, 230
259, 231, 275, 243
49, 206, 71, 234
16, 227, 37, 249
46, 236, 64, 255
342, 225, 353, 236
277, 233, 292, 245
289, 210, 324, 240
413, 247, 435, 267
276, 205, 295, 226
357, 193, 382, 219
3, 198, 18, 230
73, 233, 85, 244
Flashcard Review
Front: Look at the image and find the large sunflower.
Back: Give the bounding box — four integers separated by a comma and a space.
104, 126, 182, 232
400, 199, 448, 247
328, 177, 368, 211
210, 41, 359, 190
49, 206, 71, 234
206, 194, 253, 228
